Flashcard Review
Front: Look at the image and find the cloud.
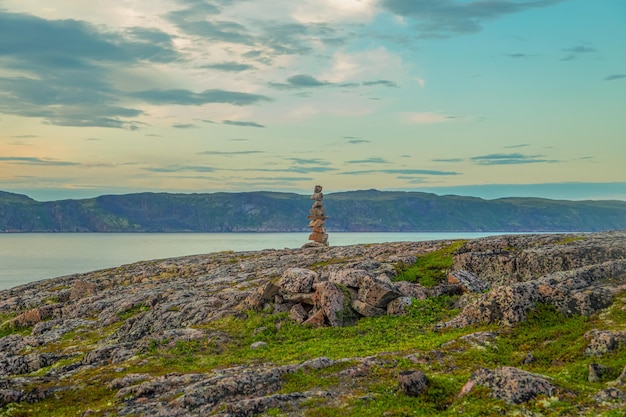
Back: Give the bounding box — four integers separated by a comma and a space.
504, 144, 530, 149
341, 169, 459, 176
506, 53, 537, 58
604, 74, 626, 81
432, 158, 464, 163
223, 120, 266, 128
380, 0, 564, 37
406, 112, 458, 124
0, 11, 179, 128
131, 89, 272, 106
362, 80, 398, 88
346, 157, 390, 164
286, 158, 332, 166
269, 74, 331, 90
172, 123, 198, 129
0, 156, 79, 166
561, 44, 596, 61
144, 165, 215, 173
198, 150, 263, 156
470, 153, 560, 165
348, 139, 370, 144
204, 62, 256, 72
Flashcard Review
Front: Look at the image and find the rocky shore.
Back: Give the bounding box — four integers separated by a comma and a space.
1, 231, 626, 416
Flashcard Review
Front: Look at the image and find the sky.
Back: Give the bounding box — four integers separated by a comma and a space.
0, 0, 625, 202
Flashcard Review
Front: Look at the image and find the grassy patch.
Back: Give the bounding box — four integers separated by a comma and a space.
394, 241, 466, 287
117, 303, 149, 320
553, 236, 586, 245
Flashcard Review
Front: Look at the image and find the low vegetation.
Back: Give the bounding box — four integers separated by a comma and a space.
393, 241, 466, 286
3, 292, 625, 416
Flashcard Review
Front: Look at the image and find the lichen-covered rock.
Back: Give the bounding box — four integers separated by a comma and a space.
437, 260, 625, 329
394, 281, 428, 300
351, 299, 386, 317
357, 275, 401, 308
459, 367, 556, 404
240, 282, 279, 312
70, 280, 99, 300
386, 296, 413, 316
277, 268, 317, 295
328, 269, 368, 288
588, 363, 610, 382
398, 370, 428, 397
584, 330, 626, 356
448, 270, 490, 293
289, 304, 308, 323
313, 282, 349, 327
593, 388, 625, 403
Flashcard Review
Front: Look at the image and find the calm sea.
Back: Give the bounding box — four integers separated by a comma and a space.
0, 232, 503, 291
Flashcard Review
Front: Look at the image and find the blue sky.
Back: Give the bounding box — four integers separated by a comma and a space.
0, 0, 624, 201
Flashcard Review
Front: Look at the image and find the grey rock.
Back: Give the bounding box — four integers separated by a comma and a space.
357, 275, 401, 308
386, 296, 413, 316
593, 387, 625, 403
459, 366, 556, 404
448, 270, 490, 293
351, 299, 386, 317
289, 304, 308, 323
398, 370, 428, 397
588, 363, 610, 382
328, 269, 369, 288
277, 268, 318, 295
584, 330, 626, 356
394, 281, 428, 300
313, 282, 349, 327
250, 341, 267, 350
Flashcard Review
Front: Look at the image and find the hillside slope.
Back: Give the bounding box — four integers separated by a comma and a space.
1, 189, 626, 232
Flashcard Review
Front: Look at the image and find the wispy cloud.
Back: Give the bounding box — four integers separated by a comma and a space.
198, 150, 263, 156
144, 165, 215, 173
406, 112, 459, 124
470, 153, 559, 165
131, 89, 272, 106
341, 169, 459, 176
561, 44, 596, 61
432, 158, 464, 163
505, 53, 537, 59
172, 123, 198, 129
348, 139, 370, 144
222, 120, 266, 128
0, 156, 79, 166
380, 0, 565, 38
286, 158, 332, 166
203, 62, 256, 72
346, 157, 390, 164
604, 74, 626, 81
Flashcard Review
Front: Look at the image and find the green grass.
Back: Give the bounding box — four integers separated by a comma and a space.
394, 241, 467, 287
4, 285, 626, 417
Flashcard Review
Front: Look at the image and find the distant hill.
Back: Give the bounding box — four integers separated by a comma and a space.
1, 189, 625, 232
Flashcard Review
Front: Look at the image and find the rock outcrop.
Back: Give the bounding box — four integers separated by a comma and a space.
1, 231, 626, 415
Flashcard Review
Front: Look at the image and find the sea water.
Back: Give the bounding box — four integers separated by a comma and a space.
0, 232, 503, 290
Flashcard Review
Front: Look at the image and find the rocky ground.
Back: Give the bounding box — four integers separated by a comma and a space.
1, 231, 625, 416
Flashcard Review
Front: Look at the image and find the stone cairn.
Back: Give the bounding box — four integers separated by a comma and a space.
303, 185, 328, 247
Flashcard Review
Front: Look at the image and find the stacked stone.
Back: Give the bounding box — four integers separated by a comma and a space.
306, 185, 328, 247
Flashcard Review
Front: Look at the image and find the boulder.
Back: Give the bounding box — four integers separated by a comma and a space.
277, 268, 318, 295
357, 275, 401, 308
289, 304, 308, 323
398, 370, 429, 397
303, 310, 325, 328
588, 363, 610, 382
593, 388, 625, 403
351, 299, 386, 317
312, 282, 349, 327
386, 297, 413, 316
240, 282, 280, 311
70, 280, 99, 300
394, 281, 428, 300
448, 270, 490, 293
459, 367, 556, 404
328, 269, 369, 288
584, 330, 626, 357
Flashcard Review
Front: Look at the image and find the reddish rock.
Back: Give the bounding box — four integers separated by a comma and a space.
357, 275, 401, 308
303, 309, 325, 328
277, 268, 317, 295
312, 282, 348, 327
351, 299, 386, 317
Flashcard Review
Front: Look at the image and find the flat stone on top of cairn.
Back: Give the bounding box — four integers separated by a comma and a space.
303, 185, 329, 248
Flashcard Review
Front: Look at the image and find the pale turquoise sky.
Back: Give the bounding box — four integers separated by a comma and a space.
1, 0, 625, 201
